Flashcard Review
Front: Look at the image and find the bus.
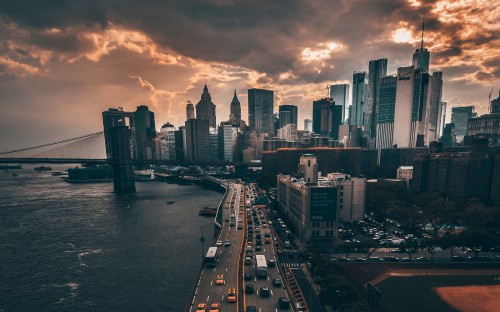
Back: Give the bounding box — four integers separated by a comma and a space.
204, 247, 219, 268
255, 255, 268, 278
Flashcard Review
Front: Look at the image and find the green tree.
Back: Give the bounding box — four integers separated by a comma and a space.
400, 239, 419, 259
438, 234, 459, 259
460, 230, 499, 258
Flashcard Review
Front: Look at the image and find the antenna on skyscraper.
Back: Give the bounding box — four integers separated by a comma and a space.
421, 16, 425, 50
325, 84, 330, 98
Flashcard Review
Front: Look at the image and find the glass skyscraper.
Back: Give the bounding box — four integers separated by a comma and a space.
350, 72, 367, 126
365, 59, 388, 139
248, 88, 274, 134
329, 84, 349, 123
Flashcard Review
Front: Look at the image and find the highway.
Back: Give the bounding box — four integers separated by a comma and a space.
187, 183, 293, 312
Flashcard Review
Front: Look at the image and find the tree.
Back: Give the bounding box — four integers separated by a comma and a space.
400, 239, 419, 259
460, 230, 499, 258
422, 238, 440, 261
336, 242, 358, 259
438, 234, 459, 260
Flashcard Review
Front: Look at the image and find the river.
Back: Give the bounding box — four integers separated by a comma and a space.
0, 164, 222, 311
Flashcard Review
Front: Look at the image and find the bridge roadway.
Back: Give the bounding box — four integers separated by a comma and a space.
187, 184, 292, 312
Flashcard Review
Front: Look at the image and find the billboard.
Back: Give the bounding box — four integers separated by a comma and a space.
310, 187, 337, 221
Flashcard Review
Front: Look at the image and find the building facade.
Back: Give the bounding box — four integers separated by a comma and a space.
365, 59, 388, 139
195, 84, 217, 128
248, 88, 274, 134
350, 72, 367, 126
451, 106, 476, 143
185, 119, 210, 162
278, 105, 298, 129
330, 84, 350, 123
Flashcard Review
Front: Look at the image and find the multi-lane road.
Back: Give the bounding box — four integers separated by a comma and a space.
187, 183, 292, 312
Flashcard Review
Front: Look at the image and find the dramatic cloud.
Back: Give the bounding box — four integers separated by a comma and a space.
0, 0, 498, 150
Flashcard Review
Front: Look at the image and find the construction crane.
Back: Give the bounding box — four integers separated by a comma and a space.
489, 86, 494, 113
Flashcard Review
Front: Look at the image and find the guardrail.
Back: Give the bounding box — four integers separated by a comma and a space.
284, 266, 309, 312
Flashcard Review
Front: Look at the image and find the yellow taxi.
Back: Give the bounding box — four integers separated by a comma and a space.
227, 288, 237, 303
195, 303, 206, 312
209, 303, 221, 312
215, 274, 225, 285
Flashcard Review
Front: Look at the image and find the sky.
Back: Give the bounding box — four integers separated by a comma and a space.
0, 0, 498, 151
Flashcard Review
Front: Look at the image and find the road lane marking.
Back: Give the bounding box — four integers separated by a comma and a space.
210, 281, 213, 286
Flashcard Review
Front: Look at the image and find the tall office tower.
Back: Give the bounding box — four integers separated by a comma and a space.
218, 122, 238, 161
451, 106, 476, 143
412, 18, 430, 73
248, 88, 274, 134
133, 105, 157, 160
102, 107, 134, 158
441, 123, 455, 146
195, 84, 216, 128
158, 123, 176, 160
330, 84, 350, 122
186, 101, 195, 120
312, 98, 343, 139
365, 59, 388, 139
425, 72, 443, 144
278, 105, 298, 129
350, 72, 367, 126
185, 119, 210, 162
209, 127, 219, 160
229, 90, 241, 124
393, 66, 431, 148
174, 127, 186, 160
491, 90, 500, 113
376, 76, 397, 152
304, 119, 312, 132
438, 102, 447, 138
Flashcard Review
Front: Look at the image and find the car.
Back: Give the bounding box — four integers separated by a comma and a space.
244, 272, 252, 280
229, 223, 235, 227
209, 303, 220, 312
278, 297, 291, 309
245, 284, 254, 294
237, 224, 243, 230
255, 245, 262, 251
246, 250, 253, 257
245, 257, 252, 265
195, 303, 207, 312
225, 217, 229, 222
215, 274, 225, 285
265, 237, 271, 244
227, 288, 237, 302
259, 286, 270, 297
215, 240, 223, 247
224, 240, 231, 247
272, 278, 282, 287
246, 306, 257, 312
268, 259, 276, 267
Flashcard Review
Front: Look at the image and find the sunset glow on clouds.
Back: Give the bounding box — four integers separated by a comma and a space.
0, 0, 498, 150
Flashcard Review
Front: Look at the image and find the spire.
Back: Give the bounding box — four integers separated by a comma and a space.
231, 89, 240, 104
421, 16, 425, 50
203, 82, 208, 93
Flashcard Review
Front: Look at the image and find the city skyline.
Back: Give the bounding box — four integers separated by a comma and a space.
0, 0, 499, 150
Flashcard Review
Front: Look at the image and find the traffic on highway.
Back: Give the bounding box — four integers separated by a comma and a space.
187, 183, 293, 312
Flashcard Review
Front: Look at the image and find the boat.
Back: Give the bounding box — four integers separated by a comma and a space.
51, 171, 64, 176
199, 207, 217, 216
166, 201, 175, 205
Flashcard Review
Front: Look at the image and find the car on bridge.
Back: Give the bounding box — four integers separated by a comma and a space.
215, 274, 225, 285
227, 288, 237, 302
209, 303, 220, 312
195, 303, 206, 312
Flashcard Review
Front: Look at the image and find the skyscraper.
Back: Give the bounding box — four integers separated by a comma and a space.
185, 119, 210, 162
393, 66, 430, 148
425, 72, 443, 144
350, 72, 367, 126
248, 88, 274, 134
365, 59, 388, 139
218, 122, 238, 161
451, 106, 476, 143
376, 75, 397, 151
229, 90, 241, 125
491, 90, 500, 113
304, 119, 312, 132
186, 101, 195, 120
195, 84, 216, 128
133, 105, 157, 160
312, 98, 342, 139
278, 105, 298, 129
329, 84, 349, 122
412, 18, 430, 73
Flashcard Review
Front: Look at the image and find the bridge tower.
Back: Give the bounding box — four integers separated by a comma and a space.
109, 126, 136, 193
